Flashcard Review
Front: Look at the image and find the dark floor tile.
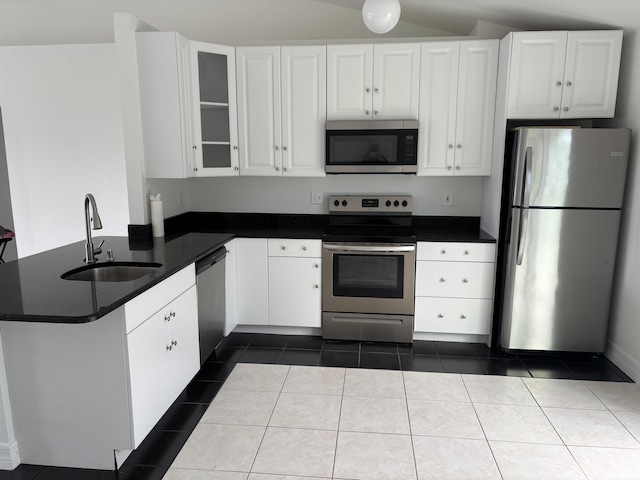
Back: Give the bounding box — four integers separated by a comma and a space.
115, 465, 169, 480
193, 361, 236, 382
400, 354, 443, 372
123, 430, 191, 467
606, 363, 635, 383
523, 360, 575, 379
218, 332, 255, 347
239, 347, 283, 364
482, 358, 532, 377
32, 467, 103, 480
96, 471, 118, 480
212, 346, 245, 363
175, 380, 223, 404
278, 349, 320, 366
361, 342, 398, 354
564, 362, 628, 382
322, 339, 360, 352
0, 464, 45, 480
248, 334, 288, 348
397, 342, 416, 354
319, 350, 359, 368
441, 357, 487, 374
359, 353, 401, 370
283, 335, 324, 350
154, 402, 209, 432
435, 342, 478, 357
406, 340, 438, 356
472, 343, 497, 358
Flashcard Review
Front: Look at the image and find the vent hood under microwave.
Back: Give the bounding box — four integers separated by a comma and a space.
325, 120, 419, 174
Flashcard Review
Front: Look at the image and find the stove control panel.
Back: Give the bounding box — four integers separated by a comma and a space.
329, 195, 413, 214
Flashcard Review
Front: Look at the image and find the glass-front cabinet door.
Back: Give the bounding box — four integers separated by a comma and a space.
191, 41, 239, 176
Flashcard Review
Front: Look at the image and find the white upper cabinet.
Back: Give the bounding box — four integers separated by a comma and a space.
136, 32, 196, 178
236, 46, 326, 177
505, 30, 623, 119
418, 40, 498, 176
191, 41, 240, 176
327, 43, 420, 120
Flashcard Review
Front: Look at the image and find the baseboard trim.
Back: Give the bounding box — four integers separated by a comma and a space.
606, 339, 640, 383
0, 439, 20, 470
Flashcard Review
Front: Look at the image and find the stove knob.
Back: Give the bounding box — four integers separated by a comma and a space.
402, 200, 408, 207
342, 200, 348, 207
386, 200, 391, 207
333, 199, 339, 207
394, 200, 399, 207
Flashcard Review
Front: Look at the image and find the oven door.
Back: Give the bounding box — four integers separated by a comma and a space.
322, 242, 416, 315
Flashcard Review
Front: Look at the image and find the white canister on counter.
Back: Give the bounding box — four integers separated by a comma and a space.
150, 193, 164, 237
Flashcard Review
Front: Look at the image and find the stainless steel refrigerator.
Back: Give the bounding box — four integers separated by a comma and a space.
500, 127, 631, 352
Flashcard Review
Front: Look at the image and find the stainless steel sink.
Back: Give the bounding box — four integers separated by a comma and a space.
61, 262, 162, 282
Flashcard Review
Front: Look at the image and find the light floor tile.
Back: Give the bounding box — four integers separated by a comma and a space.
403, 371, 470, 402
339, 396, 410, 434
252, 427, 336, 478
543, 407, 640, 448
408, 399, 484, 439
463, 374, 536, 405
343, 368, 405, 398
334, 431, 416, 480
281, 365, 345, 396
586, 381, 640, 412
269, 392, 341, 430
490, 441, 587, 480
412, 436, 500, 480
523, 378, 606, 410
222, 364, 290, 392
248, 475, 327, 480
171, 423, 265, 471
200, 389, 279, 426
474, 403, 562, 444
613, 410, 640, 443
164, 470, 249, 480
570, 445, 640, 480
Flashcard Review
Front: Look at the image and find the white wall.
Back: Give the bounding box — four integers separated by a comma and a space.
604, 31, 640, 382
183, 175, 483, 217
0, 44, 129, 258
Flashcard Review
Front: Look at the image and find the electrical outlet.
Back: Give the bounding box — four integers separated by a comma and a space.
442, 192, 453, 207
311, 191, 324, 204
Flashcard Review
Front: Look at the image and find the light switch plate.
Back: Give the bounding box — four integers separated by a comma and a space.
311, 192, 324, 204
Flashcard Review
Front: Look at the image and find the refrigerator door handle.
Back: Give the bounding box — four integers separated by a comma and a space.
516, 208, 529, 266
522, 146, 533, 208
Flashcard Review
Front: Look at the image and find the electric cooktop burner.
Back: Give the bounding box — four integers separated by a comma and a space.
322, 194, 417, 243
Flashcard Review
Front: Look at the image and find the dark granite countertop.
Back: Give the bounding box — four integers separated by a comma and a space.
0, 233, 234, 323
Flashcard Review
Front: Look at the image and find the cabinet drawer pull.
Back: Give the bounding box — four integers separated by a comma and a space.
281, 246, 286, 250
314, 263, 319, 268
172, 340, 178, 346
462, 278, 469, 283
440, 249, 446, 255
437, 314, 444, 318
439, 278, 446, 283
302, 246, 307, 251
460, 314, 467, 319
166, 345, 172, 351
314, 284, 319, 289
464, 250, 470, 255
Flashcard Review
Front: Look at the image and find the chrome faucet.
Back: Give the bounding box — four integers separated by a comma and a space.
84, 194, 103, 264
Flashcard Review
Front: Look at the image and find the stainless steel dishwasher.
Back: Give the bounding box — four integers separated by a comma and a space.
195, 246, 226, 364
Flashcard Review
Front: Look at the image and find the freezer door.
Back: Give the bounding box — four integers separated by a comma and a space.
501, 208, 621, 352
513, 128, 630, 208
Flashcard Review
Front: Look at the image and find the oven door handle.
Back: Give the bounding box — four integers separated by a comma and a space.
323, 245, 416, 253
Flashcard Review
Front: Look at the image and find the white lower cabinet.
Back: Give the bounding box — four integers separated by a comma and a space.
268, 239, 321, 327
414, 242, 496, 336
234, 238, 321, 328
0, 264, 198, 470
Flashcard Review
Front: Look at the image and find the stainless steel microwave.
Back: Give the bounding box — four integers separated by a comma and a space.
325, 120, 419, 174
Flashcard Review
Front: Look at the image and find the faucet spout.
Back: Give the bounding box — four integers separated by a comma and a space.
84, 194, 103, 264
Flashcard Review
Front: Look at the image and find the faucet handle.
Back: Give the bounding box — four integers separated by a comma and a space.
94, 239, 105, 256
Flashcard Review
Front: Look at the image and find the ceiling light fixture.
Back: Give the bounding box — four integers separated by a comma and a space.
362, 0, 401, 34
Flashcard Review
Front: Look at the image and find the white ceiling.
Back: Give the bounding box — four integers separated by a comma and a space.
0, 0, 637, 46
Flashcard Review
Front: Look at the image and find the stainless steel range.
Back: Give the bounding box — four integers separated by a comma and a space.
322, 194, 416, 343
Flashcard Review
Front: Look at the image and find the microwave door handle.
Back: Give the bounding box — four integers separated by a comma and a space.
323, 245, 416, 253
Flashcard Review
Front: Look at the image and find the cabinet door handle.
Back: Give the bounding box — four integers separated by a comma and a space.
166, 345, 172, 351
283, 167, 288, 172
566, 81, 572, 87
440, 249, 446, 255
366, 87, 371, 93
275, 166, 280, 171
464, 250, 470, 255
456, 166, 461, 171
447, 166, 453, 171
374, 88, 380, 93
439, 278, 446, 283
314, 263, 319, 268
170, 311, 176, 318
564, 107, 569, 112
283, 146, 288, 151
314, 284, 319, 289
554, 106, 560, 112
457, 144, 462, 149
234, 166, 239, 171
302, 246, 307, 251
233, 145, 238, 150
460, 314, 467, 319
275, 146, 280, 151
281, 246, 286, 250
192, 145, 197, 149
172, 340, 178, 346
556, 81, 562, 86
437, 314, 444, 318
365, 110, 371, 116
462, 278, 469, 283
374, 110, 379, 115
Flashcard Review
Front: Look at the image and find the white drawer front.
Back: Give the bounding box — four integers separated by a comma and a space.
417, 242, 496, 262
125, 263, 196, 333
415, 261, 494, 298
268, 238, 321, 257
415, 297, 492, 335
